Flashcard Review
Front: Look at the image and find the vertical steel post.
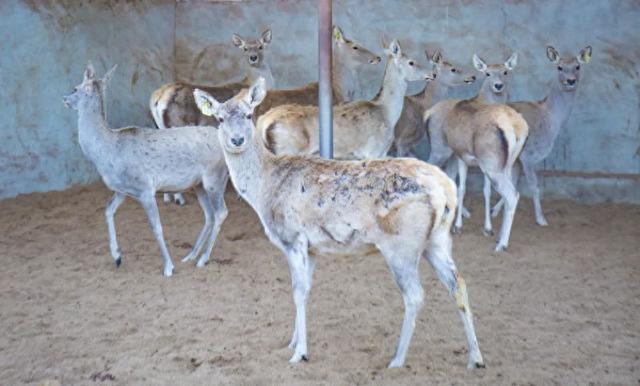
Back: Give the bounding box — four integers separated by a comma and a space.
318, 0, 333, 158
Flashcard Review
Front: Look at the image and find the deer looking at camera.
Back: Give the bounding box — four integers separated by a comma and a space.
489, 46, 592, 226
391, 50, 477, 157
258, 39, 435, 159
194, 77, 484, 369
424, 53, 528, 251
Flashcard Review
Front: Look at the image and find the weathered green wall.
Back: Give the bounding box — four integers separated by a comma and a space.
1, 0, 638, 203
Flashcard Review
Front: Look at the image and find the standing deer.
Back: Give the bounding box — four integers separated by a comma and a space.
194, 78, 484, 369
64, 63, 229, 276
391, 50, 477, 157
151, 29, 273, 205
424, 53, 528, 251
258, 40, 435, 159
490, 46, 592, 226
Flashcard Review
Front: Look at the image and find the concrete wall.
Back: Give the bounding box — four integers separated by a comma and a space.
0, 0, 175, 199
1, 0, 639, 203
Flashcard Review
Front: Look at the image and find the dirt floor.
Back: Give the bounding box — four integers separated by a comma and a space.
0, 182, 638, 385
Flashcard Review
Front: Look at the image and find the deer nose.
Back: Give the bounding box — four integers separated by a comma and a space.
231, 137, 245, 147
567, 78, 576, 85
371, 56, 382, 64
470, 75, 476, 81
250, 55, 258, 62
494, 83, 504, 91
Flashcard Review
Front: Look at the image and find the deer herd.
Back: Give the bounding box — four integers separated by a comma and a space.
63, 26, 592, 369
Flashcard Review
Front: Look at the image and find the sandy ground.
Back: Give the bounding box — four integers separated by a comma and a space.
0, 182, 638, 385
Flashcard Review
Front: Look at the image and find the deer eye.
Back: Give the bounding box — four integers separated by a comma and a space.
486, 72, 490, 77
352, 46, 359, 50
243, 47, 248, 52
503, 70, 508, 75
557, 66, 563, 71
218, 117, 224, 123
408, 61, 414, 66
450, 68, 456, 73
575, 65, 580, 70
258, 45, 263, 50
246, 113, 252, 120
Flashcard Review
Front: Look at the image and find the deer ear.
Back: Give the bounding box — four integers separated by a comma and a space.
232, 33, 245, 48
431, 50, 442, 65
193, 89, 221, 118
333, 25, 345, 42
505, 52, 518, 71
578, 45, 592, 64
546, 46, 560, 64
102, 64, 117, 85
261, 29, 272, 45
244, 77, 267, 108
386, 39, 401, 58
472, 54, 487, 72
84, 61, 96, 81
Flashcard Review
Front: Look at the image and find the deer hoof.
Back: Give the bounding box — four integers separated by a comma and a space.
115, 256, 122, 267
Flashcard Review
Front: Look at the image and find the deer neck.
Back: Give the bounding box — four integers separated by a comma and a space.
246, 62, 274, 89
412, 80, 450, 110
77, 95, 115, 154
373, 59, 408, 128
543, 80, 578, 132
332, 44, 359, 102
221, 132, 274, 211
476, 80, 508, 104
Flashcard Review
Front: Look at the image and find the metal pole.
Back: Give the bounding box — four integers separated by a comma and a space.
318, 0, 333, 159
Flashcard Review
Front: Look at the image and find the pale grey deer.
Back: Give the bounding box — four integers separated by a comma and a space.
64, 63, 229, 276
490, 46, 592, 226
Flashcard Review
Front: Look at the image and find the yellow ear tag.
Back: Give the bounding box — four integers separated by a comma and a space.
583, 52, 592, 63
201, 100, 213, 116
334, 29, 342, 40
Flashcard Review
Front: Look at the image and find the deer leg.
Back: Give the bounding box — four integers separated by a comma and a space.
424, 229, 484, 369
378, 242, 423, 368
163, 193, 171, 204
491, 162, 520, 218
182, 185, 213, 263
491, 172, 520, 252
140, 192, 174, 277
454, 158, 468, 233
196, 173, 229, 267
521, 161, 547, 226
105, 192, 126, 267
482, 174, 493, 236
289, 254, 316, 350
286, 236, 313, 363
443, 156, 471, 219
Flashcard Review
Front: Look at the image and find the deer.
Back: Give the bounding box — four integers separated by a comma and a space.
64, 63, 230, 277
391, 50, 477, 157
193, 77, 485, 369
150, 29, 273, 205
257, 39, 435, 159
152, 27, 378, 205
425, 53, 517, 221
424, 53, 528, 251
489, 46, 592, 226
252, 25, 381, 118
